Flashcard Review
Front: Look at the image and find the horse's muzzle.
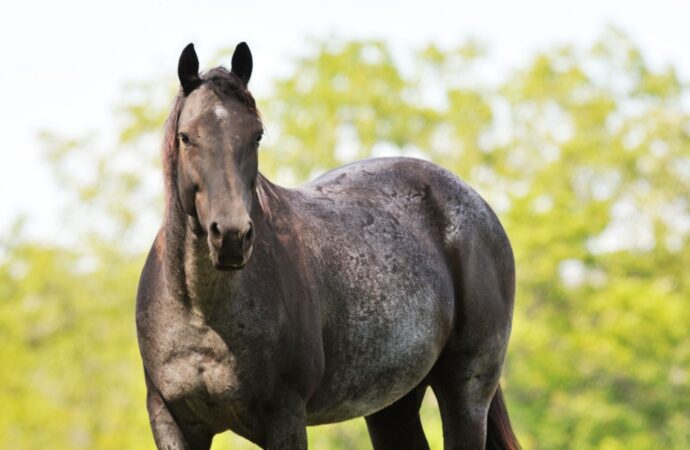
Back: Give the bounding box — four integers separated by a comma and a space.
208, 221, 254, 270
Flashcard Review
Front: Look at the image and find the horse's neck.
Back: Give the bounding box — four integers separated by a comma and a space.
188, 230, 240, 313
163, 210, 242, 317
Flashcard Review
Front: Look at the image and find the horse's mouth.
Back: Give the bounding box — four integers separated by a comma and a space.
214, 260, 247, 271
210, 246, 253, 271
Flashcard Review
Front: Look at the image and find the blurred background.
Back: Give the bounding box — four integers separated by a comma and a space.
1, 1, 689, 449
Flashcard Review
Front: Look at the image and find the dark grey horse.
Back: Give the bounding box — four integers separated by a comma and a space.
136, 42, 520, 450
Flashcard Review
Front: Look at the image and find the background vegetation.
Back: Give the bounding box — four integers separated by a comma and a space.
2, 28, 689, 449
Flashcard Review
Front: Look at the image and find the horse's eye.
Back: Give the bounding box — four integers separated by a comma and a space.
178, 132, 191, 147
255, 132, 263, 144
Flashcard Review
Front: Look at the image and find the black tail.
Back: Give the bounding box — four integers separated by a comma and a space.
486, 385, 521, 450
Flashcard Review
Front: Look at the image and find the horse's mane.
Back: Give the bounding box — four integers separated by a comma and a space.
161, 67, 260, 215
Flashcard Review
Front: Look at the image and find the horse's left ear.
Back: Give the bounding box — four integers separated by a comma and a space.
178, 43, 201, 95
231, 42, 253, 86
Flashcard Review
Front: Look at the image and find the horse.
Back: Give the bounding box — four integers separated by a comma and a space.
136, 42, 520, 450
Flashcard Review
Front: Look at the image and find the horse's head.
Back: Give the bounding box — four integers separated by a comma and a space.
171, 43, 263, 271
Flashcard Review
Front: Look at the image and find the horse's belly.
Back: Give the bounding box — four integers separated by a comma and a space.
306, 285, 453, 424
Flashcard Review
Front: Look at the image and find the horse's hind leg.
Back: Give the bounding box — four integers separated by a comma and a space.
430, 347, 504, 450
365, 384, 430, 450
431, 230, 515, 449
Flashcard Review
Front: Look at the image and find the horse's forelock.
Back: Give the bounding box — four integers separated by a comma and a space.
204, 67, 260, 117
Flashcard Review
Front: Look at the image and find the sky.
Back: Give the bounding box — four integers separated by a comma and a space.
1, 0, 689, 239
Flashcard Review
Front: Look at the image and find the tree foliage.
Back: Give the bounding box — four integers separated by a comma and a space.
2, 28, 688, 449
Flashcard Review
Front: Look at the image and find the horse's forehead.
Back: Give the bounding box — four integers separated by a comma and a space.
213, 104, 229, 120
180, 86, 222, 119
180, 86, 255, 127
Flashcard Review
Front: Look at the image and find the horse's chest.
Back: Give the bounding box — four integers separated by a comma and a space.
143, 312, 275, 438
151, 327, 246, 411
158, 347, 239, 403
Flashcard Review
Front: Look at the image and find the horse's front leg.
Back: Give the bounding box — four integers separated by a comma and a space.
145, 374, 212, 450
260, 390, 308, 450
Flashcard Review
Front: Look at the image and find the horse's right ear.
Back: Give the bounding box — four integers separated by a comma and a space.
178, 43, 201, 95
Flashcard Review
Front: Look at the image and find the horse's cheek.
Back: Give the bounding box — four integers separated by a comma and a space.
177, 171, 197, 217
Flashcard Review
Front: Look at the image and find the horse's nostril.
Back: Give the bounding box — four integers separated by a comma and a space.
210, 222, 221, 238
244, 224, 254, 244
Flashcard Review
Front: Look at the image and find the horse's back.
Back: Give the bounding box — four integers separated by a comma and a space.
287, 157, 513, 424
297, 157, 509, 273
299, 156, 502, 242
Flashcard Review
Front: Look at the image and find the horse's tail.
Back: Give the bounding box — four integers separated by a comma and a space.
486, 385, 521, 450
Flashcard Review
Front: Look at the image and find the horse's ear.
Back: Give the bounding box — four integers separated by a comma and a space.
178, 43, 201, 95
231, 42, 253, 86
